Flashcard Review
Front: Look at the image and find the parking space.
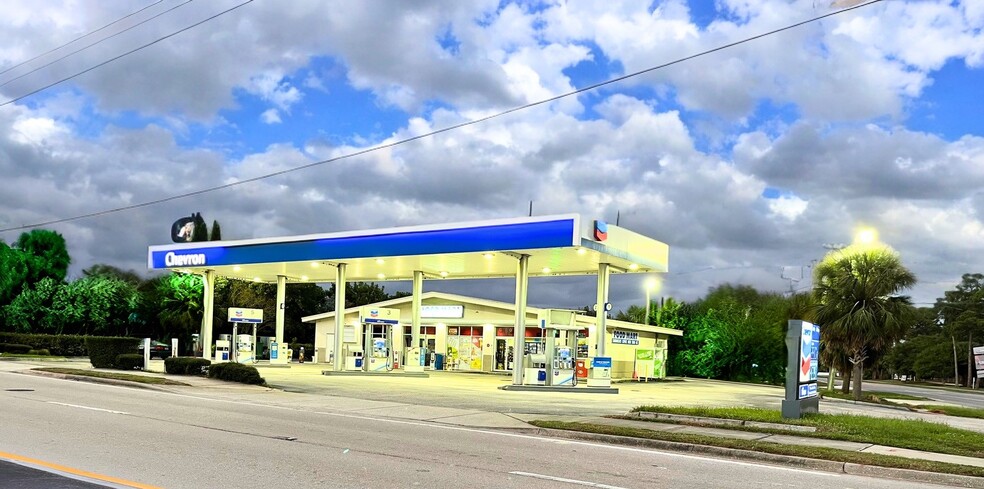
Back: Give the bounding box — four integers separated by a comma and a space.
254, 364, 786, 416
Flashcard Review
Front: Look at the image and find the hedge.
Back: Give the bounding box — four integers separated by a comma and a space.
86, 337, 140, 368
27, 349, 51, 356
0, 343, 32, 354
164, 357, 211, 376
115, 354, 145, 371
0, 333, 87, 356
207, 362, 265, 385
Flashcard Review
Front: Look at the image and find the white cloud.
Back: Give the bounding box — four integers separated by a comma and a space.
260, 108, 281, 124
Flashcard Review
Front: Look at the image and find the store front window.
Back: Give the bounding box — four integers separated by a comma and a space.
446, 326, 483, 371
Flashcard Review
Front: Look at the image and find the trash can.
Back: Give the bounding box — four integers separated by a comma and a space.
434, 353, 444, 370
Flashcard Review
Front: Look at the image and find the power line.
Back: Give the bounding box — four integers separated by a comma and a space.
0, 0, 882, 234
0, 0, 251, 109
0, 0, 195, 90
0, 0, 166, 79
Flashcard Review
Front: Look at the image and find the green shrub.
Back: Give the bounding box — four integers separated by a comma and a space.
85, 337, 140, 368
0, 343, 33, 354
0, 333, 87, 356
27, 349, 51, 356
115, 354, 145, 370
165, 357, 211, 376
207, 362, 265, 385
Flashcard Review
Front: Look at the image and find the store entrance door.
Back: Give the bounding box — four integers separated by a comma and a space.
494, 338, 514, 371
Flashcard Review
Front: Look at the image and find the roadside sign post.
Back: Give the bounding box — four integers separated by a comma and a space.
974, 346, 984, 389
782, 319, 820, 419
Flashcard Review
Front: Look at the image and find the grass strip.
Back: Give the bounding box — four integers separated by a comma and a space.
632, 405, 984, 458
33, 367, 189, 386
531, 420, 984, 478
873, 380, 984, 396
915, 405, 984, 420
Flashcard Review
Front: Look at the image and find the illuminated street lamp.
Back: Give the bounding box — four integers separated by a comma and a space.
644, 277, 660, 326
854, 227, 878, 246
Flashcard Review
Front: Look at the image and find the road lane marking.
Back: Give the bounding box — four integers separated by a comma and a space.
510, 471, 630, 489
0, 450, 160, 489
47, 401, 129, 415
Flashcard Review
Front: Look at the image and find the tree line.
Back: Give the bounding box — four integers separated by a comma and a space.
0, 229, 406, 352
620, 243, 982, 399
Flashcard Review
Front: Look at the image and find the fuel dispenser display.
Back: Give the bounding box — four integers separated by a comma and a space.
358, 307, 400, 373
236, 334, 254, 363
552, 347, 575, 386
366, 335, 393, 372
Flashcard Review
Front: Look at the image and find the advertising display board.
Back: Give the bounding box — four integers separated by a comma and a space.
798, 321, 820, 399
782, 320, 820, 418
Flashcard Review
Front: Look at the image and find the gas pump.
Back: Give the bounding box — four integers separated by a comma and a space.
358, 306, 400, 373
365, 330, 393, 372
540, 309, 580, 387
552, 346, 575, 386
236, 333, 255, 363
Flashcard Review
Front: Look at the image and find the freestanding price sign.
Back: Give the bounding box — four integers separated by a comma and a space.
782, 320, 820, 418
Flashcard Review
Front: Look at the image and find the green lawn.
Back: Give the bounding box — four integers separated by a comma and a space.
531, 420, 984, 478
34, 367, 189, 386
632, 405, 984, 459
914, 405, 984, 420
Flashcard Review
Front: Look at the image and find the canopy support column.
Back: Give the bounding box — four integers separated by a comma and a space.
275, 275, 286, 344
201, 270, 215, 360
511, 254, 530, 385
332, 263, 347, 372
596, 263, 610, 358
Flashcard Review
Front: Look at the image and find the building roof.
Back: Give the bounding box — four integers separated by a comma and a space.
300, 291, 683, 337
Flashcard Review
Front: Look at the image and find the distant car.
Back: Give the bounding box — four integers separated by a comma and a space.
138, 340, 171, 360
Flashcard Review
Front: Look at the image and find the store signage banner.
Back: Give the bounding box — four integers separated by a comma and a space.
228, 307, 263, 323
974, 346, 984, 379
612, 330, 639, 345
421, 305, 464, 318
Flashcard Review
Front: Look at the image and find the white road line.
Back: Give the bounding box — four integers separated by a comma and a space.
510, 471, 630, 489
46, 401, 129, 415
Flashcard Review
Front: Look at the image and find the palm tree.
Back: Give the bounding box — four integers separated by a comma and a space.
812, 243, 916, 400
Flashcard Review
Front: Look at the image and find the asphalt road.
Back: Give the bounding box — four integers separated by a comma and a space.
820, 375, 984, 409
0, 371, 964, 489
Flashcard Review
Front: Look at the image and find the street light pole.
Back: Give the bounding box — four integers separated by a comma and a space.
645, 287, 651, 326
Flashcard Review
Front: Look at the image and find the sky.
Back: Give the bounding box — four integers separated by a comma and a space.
1, 0, 983, 314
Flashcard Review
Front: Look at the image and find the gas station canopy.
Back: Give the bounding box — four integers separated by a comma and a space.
147, 214, 669, 282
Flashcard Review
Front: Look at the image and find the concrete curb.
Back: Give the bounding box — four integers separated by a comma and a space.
630, 411, 816, 433
18, 369, 169, 391
529, 427, 984, 488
